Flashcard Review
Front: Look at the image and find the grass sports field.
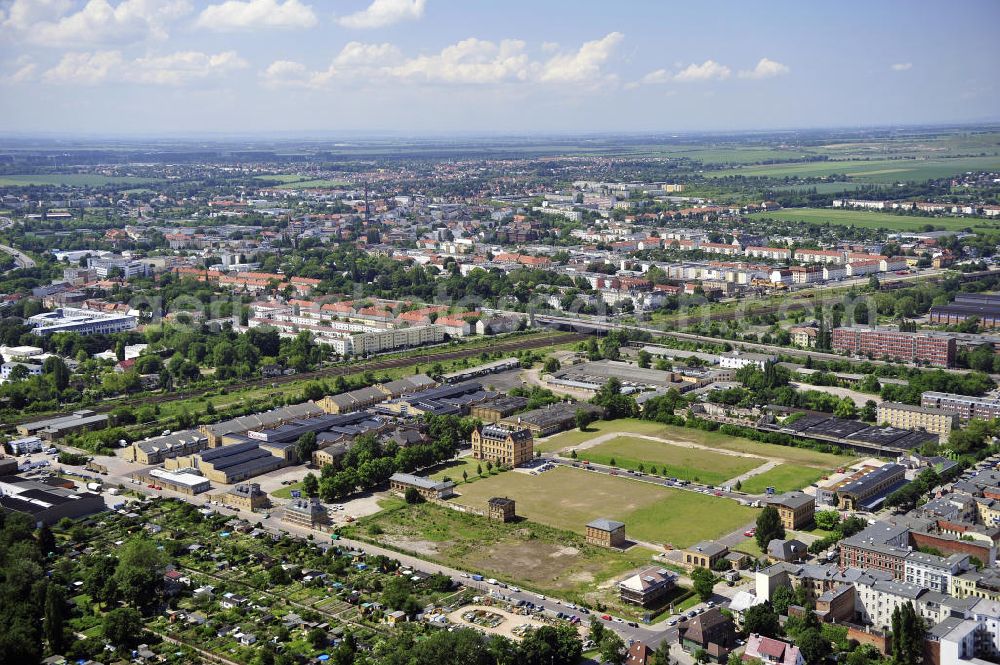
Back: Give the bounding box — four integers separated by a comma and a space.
450, 466, 756, 548
749, 207, 990, 232
0, 174, 161, 186
704, 156, 1000, 183
738, 464, 829, 494
537, 419, 852, 468
572, 436, 760, 485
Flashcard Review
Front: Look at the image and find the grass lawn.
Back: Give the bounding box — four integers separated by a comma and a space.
342, 498, 653, 605
734, 537, 765, 559
451, 466, 757, 549
538, 419, 851, 469
748, 207, 987, 232
571, 436, 759, 485
738, 464, 829, 494
427, 457, 494, 483
271, 482, 303, 499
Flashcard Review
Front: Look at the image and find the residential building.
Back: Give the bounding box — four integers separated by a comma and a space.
766, 492, 815, 530
679, 608, 735, 663
904, 552, 968, 592
840, 521, 912, 579
470, 424, 533, 467
742, 635, 804, 665
684, 541, 729, 569
789, 325, 818, 348
832, 327, 956, 367
586, 518, 626, 548
388, 473, 456, 501
227, 483, 270, 512
283, 497, 328, 528
921, 392, 1000, 422
877, 402, 959, 442
719, 350, 776, 370
767, 539, 808, 563
618, 566, 677, 608
0, 361, 42, 383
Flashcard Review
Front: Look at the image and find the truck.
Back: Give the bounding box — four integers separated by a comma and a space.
108, 488, 121, 496
86, 482, 102, 492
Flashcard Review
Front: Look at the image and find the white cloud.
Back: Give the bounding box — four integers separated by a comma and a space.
4, 0, 192, 47
673, 59, 731, 82
338, 0, 426, 29
43, 50, 124, 84
891, 62, 912, 71
42, 49, 247, 85
738, 57, 789, 79
195, 0, 317, 31
638, 68, 671, 85
131, 50, 248, 84
262, 33, 624, 89
540, 31, 622, 83
2, 57, 38, 84
389, 38, 531, 84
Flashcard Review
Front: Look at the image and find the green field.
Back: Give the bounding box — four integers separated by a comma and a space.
572, 436, 760, 485
427, 457, 489, 483
738, 464, 828, 495
451, 466, 757, 548
344, 498, 652, 603
0, 174, 161, 186
749, 207, 989, 232
538, 419, 851, 468
704, 156, 1000, 183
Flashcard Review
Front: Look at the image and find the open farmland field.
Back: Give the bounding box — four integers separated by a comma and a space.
450, 466, 757, 548
537, 419, 852, 468
703, 156, 1000, 183
737, 464, 829, 494
571, 436, 760, 485
343, 498, 652, 602
748, 207, 990, 232
0, 174, 162, 186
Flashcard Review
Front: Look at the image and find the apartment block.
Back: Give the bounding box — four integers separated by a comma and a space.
832, 327, 956, 367
921, 392, 1000, 423
877, 402, 960, 443
470, 424, 534, 467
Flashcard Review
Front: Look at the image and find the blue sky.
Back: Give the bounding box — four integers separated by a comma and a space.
0, 0, 997, 136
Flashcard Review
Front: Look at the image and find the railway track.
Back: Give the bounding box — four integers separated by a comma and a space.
2, 331, 586, 428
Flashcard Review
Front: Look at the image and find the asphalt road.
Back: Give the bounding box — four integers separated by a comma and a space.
0, 242, 35, 269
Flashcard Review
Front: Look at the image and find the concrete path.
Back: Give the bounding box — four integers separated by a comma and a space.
723, 460, 780, 489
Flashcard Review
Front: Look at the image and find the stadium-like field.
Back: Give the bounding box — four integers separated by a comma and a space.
748, 207, 989, 232
570, 435, 761, 486
451, 466, 757, 548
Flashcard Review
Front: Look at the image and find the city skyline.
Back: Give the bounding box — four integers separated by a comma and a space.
1, 0, 998, 135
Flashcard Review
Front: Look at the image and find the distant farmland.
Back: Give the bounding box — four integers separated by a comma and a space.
703, 156, 1000, 183
749, 207, 995, 232
0, 174, 161, 187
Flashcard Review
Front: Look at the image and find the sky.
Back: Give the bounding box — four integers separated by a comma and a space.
0, 0, 998, 137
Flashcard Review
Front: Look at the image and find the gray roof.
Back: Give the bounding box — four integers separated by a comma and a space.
767, 491, 814, 511
587, 518, 625, 532
390, 473, 454, 492
688, 540, 728, 557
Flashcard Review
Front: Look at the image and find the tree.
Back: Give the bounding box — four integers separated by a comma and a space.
600, 632, 626, 665
115, 339, 126, 361
771, 585, 796, 616
891, 602, 925, 665
833, 397, 857, 419
755, 506, 785, 550
43, 356, 70, 391
543, 357, 560, 373
295, 431, 318, 463
307, 627, 327, 649
814, 510, 841, 531
111, 537, 167, 611
743, 602, 781, 638
302, 472, 319, 498
36, 524, 56, 555
103, 607, 143, 650
860, 399, 878, 422
44, 584, 67, 654
588, 616, 606, 645
638, 350, 652, 369
575, 408, 596, 431
404, 487, 424, 504
797, 628, 829, 665
690, 567, 715, 602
